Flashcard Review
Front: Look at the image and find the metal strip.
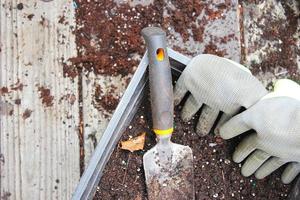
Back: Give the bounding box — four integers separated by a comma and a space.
167, 48, 191, 66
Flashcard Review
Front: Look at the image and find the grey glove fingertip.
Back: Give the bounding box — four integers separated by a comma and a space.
174, 77, 187, 105
181, 95, 202, 122
241, 150, 270, 177
255, 157, 285, 179
219, 113, 250, 140
214, 108, 240, 135
196, 106, 219, 136
232, 133, 257, 163
281, 163, 300, 184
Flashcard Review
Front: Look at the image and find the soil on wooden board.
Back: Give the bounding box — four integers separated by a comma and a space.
240, 0, 300, 82
95, 92, 291, 200
66, 0, 242, 78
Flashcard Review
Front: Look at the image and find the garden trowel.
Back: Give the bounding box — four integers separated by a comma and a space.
142, 27, 195, 200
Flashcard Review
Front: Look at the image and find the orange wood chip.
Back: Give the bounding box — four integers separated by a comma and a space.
120, 132, 146, 152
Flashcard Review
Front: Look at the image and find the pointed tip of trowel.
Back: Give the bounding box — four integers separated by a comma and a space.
143, 143, 195, 200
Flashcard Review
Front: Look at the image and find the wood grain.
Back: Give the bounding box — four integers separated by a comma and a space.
0, 1, 80, 199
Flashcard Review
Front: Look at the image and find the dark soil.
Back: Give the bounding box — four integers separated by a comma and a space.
67, 1, 238, 78
0, 87, 9, 96
203, 42, 227, 57
16, 3, 23, 10
27, 14, 34, 20
65, 0, 164, 78
95, 101, 152, 200
163, 0, 228, 43
10, 79, 24, 91
93, 84, 119, 113
1, 80, 24, 96
14, 98, 21, 105
95, 95, 291, 200
22, 109, 33, 120
38, 86, 54, 107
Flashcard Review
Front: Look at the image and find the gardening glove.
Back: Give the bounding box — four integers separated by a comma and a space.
220, 79, 300, 184
174, 54, 268, 136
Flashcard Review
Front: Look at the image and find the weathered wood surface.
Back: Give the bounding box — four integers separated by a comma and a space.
0, 0, 80, 199
82, 73, 131, 166
164, 0, 241, 62
242, 0, 300, 86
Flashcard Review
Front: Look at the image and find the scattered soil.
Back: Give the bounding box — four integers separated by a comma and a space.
203, 42, 227, 57
10, 79, 24, 91
241, 0, 300, 81
96, 94, 119, 112
92, 84, 119, 113
163, 0, 205, 42
22, 109, 32, 120
63, 63, 78, 79
8, 110, 13, 116
58, 15, 66, 25
14, 99, 21, 105
66, 0, 165, 78
67, 94, 76, 105
68, 0, 240, 79
1, 192, 12, 200
16, 3, 23, 10
0, 102, 14, 116
0, 80, 24, 96
39, 16, 47, 27
0, 87, 9, 96
59, 94, 76, 105
38, 86, 54, 107
27, 14, 34, 20
95, 93, 291, 199
163, 1, 229, 43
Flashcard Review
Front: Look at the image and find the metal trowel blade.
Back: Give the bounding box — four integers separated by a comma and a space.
143, 140, 194, 200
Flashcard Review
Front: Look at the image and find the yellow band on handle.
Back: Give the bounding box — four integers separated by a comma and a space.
153, 128, 173, 136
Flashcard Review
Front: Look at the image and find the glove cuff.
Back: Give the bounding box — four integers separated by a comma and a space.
262, 79, 300, 101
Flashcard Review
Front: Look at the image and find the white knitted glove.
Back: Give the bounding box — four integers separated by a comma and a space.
220, 79, 300, 184
174, 54, 268, 135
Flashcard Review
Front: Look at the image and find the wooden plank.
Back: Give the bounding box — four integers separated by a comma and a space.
82, 72, 131, 166
0, 0, 80, 199
163, 0, 241, 62
242, 0, 300, 86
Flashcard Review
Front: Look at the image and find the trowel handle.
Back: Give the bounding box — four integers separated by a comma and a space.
142, 27, 174, 136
